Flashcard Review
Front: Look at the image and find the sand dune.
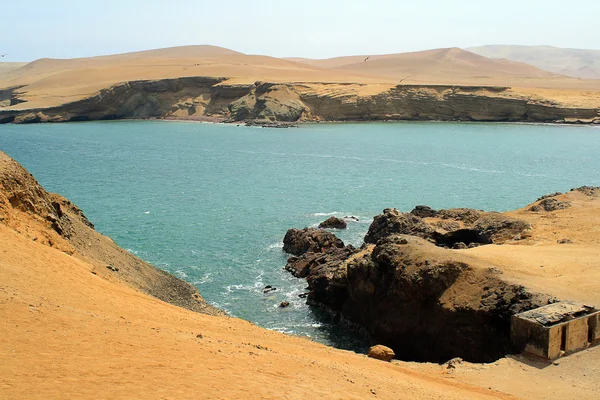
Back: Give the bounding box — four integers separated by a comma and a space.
0, 46, 382, 108
287, 47, 600, 89
3, 45, 600, 110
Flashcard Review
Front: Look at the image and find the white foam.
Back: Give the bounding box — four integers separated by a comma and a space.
310, 212, 340, 216
267, 242, 283, 250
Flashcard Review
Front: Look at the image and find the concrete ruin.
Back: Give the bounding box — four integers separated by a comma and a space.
511, 302, 600, 359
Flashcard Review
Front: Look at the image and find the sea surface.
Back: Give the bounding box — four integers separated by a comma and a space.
1, 121, 599, 350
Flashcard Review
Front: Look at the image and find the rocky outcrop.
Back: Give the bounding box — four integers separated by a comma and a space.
285, 231, 551, 362
283, 202, 550, 362
364, 208, 434, 244
282, 227, 345, 256
529, 198, 572, 212
0, 151, 223, 316
1, 79, 598, 124
365, 207, 530, 248
318, 216, 347, 229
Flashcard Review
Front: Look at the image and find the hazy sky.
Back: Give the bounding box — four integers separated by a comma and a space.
3, 0, 600, 61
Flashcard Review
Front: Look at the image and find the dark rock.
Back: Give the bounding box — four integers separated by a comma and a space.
298, 293, 308, 298
344, 215, 360, 221
570, 186, 600, 196
530, 198, 571, 212
557, 238, 572, 244
472, 213, 531, 244
452, 242, 468, 250
364, 208, 434, 244
262, 285, 277, 293
106, 264, 119, 272
285, 246, 357, 279
279, 301, 290, 308
283, 227, 345, 256
410, 205, 438, 218
319, 216, 347, 230
537, 192, 562, 201
285, 229, 551, 363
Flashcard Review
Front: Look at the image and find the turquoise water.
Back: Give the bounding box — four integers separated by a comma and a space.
1, 121, 599, 349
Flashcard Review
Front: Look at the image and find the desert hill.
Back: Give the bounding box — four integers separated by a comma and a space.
2, 45, 600, 111
0, 45, 380, 109
287, 47, 566, 85
468, 45, 600, 79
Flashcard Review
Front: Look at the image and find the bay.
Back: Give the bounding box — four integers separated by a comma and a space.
1, 120, 599, 350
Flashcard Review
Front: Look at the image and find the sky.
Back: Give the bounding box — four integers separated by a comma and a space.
2, 0, 600, 61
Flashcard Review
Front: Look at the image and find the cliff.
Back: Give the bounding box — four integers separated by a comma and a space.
1, 78, 599, 124
283, 189, 600, 363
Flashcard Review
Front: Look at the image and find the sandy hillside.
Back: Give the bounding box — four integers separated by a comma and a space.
0, 45, 382, 108
286, 47, 600, 90
3, 45, 600, 110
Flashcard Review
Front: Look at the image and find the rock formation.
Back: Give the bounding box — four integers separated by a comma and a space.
282, 227, 345, 256
283, 205, 551, 363
318, 216, 347, 229
2, 79, 599, 125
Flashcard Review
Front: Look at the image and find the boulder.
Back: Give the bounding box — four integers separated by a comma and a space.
410, 205, 438, 218
364, 208, 434, 244
570, 186, 600, 196
283, 227, 345, 256
529, 198, 571, 212
368, 345, 395, 362
472, 213, 531, 244
285, 246, 356, 279
318, 216, 347, 229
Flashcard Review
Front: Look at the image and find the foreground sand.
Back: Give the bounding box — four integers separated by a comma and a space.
1, 223, 515, 400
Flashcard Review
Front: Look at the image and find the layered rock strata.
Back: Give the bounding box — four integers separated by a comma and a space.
2, 79, 599, 124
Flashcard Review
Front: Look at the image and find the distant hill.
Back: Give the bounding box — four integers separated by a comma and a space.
0, 62, 27, 79
286, 47, 563, 85
467, 45, 600, 79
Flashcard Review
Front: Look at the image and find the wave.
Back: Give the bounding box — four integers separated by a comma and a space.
267, 242, 283, 250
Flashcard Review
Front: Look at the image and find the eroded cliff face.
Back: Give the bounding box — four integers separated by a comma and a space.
0, 151, 224, 316
283, 209, 553, 363
1, 78, 598, 124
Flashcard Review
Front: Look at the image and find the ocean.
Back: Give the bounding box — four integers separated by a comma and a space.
1, 120, 599, 350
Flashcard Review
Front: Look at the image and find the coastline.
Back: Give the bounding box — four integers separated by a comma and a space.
2, 78, 599, 126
